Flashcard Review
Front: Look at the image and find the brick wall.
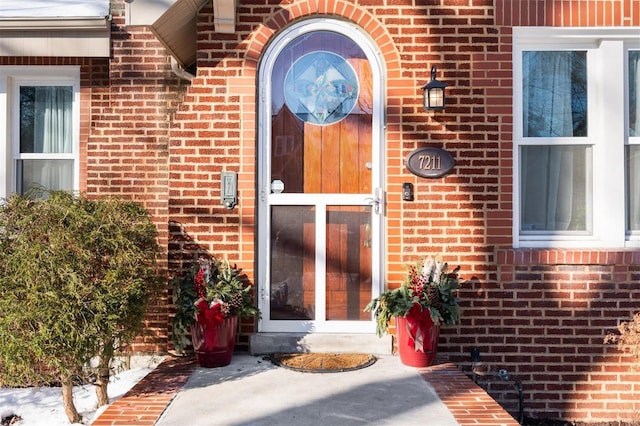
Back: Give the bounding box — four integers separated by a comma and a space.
158, 0, 640, 421
447, 251, 640, 422
85, 2, 186, 352
495, 0, 640, 26
116, 12, 188, 352
473, 0, 640, 422
5, 0, 637, 421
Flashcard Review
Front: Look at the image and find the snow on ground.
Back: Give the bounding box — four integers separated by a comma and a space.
0, 367, 154, 425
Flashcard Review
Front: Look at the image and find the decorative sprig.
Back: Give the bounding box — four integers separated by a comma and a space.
170, 257, 260, 353
364, 255, 461, 337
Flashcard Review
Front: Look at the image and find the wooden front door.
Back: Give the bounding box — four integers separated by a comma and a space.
258, 22, 383, 333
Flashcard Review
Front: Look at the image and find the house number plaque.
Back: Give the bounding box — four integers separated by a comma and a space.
405, 147, 455, 178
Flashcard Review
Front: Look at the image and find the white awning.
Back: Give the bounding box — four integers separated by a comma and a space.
0, 1, 110, 57
0, 1, 109, 18
0, 0, 239, 64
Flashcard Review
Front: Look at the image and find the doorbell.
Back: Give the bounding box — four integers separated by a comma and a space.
402, 182, 414, 201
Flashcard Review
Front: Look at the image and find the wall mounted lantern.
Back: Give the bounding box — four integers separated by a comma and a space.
421, 66, 448, 110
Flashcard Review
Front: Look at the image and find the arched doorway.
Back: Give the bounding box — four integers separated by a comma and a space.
257, 19, 385, 334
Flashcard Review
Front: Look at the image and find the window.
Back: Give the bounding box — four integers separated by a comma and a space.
521, 51, 591, 234
628, 51, 640, 232
514, 29, 640, 248
0, 67, 79, 198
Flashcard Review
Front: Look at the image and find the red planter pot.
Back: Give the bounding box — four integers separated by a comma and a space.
396, 314, 440, 368
190, 315, 238, 368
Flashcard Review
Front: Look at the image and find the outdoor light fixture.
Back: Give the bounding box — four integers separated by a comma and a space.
421, 65, 448, 110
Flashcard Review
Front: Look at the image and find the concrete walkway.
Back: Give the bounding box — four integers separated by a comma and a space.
155, 355, 458, 426
92, 354, 520, 426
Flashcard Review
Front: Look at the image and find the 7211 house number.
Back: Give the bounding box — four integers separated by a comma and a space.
405, 147, 455, 179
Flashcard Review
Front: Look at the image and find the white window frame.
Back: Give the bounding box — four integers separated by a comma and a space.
0, 66, 80, 199
628, 49, 640, 240
257, 19, 385, 333
513, 28, 640, 248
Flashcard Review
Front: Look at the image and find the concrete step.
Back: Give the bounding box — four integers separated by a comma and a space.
249, 333, 393, 355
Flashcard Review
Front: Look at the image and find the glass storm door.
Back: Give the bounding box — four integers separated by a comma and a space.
258, 22, 383, 333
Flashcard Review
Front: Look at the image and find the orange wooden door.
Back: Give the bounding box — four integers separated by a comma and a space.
263, 28, 379, 332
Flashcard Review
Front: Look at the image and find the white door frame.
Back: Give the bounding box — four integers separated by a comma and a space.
257, 18, 385, 333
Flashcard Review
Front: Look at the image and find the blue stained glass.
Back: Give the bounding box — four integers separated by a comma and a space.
284, 51, 359, 125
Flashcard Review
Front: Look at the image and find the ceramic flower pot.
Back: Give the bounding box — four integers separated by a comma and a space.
190, 314, 238, 368
396, 312, 440, 368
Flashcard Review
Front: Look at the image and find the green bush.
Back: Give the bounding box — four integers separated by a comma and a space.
0, 190, 163, 423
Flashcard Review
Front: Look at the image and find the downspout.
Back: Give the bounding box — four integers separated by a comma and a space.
171, 57, 195, 81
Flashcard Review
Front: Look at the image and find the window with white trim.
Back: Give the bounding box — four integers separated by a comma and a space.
513, 29, 640, 248
629, 50, 640, 233
0, 67, 80, 199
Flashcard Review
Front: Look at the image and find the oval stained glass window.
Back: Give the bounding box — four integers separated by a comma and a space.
284, 51, 359, 125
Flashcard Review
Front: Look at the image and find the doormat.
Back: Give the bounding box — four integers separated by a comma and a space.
270, 353, 376, 373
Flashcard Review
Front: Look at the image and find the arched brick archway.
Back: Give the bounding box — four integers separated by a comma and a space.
244, 0, 401, 79
235, 0, 407, 288
235, 1, 408, 339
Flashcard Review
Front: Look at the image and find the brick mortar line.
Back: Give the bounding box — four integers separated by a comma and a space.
419, 362, 520, 426
91, 356, 196, 426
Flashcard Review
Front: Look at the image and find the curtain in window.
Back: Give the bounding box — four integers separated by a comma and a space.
524, 52, 575, 138
629, 51, 640, 231
631, 51, 639, 137
521, 51, 589, 232
628, 147, 640, 231
20, 160, 74, 192
32, 86, 73, 154
19, 86, 73, 193
521, 145, 589, 231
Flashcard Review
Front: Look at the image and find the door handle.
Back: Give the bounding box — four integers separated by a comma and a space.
364, 223, 371, 247
365, 197, 380, 214
365, 188, 384, 215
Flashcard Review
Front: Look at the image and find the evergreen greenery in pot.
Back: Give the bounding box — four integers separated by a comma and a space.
171, 257, 260, 353
364, 254, 462, 337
